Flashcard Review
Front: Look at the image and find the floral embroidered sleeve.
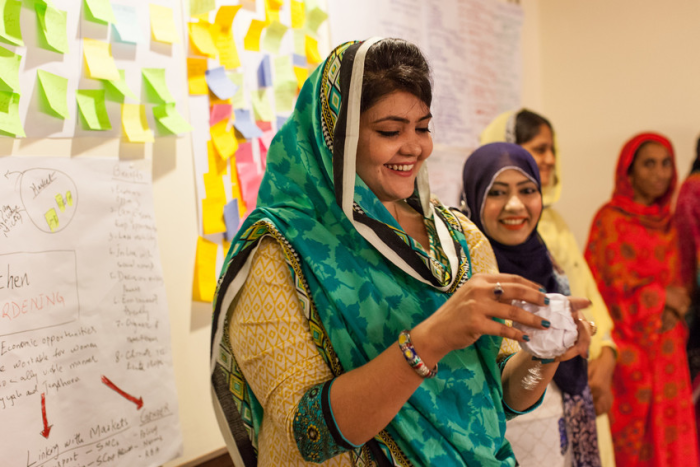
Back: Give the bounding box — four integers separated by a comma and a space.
228, 237, 355, 465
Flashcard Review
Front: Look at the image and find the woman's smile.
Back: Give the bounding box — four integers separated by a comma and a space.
384, 163, 416, 176
499, 216, 529, 230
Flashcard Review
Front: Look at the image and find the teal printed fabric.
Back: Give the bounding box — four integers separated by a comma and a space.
211, 40, 519, 466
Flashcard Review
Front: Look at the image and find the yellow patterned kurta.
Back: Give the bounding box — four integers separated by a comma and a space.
228, 215, 499, 466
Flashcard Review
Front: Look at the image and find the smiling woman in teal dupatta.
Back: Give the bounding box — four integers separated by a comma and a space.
209, 39, 570, 466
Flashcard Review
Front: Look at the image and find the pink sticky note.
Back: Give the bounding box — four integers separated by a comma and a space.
236, 141, 254, 164
260, 130, 274, 150
237, 161, 259, 181
210, 104, 232, 126
243, 172, 263, 210
258, 139, 268, 168
256, 120, 272, 132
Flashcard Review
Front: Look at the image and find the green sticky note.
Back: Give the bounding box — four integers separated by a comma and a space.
153, 103, 193, 135
191, 0, 215, 16
102, 69, 137, 102
36, 3, 68, 54
273, 56, 297, 112
292, 29, 305, 56
142, 68, 174, 104
305, 7, 327, 35
0, 91, 24, 137
262, 21, 288, 54
250, 89, 273, 122
84, 0, 116, 24
227, 72, 245, 108
0, 0, 23, 46
0, 45, 21, 93
37, 70, 68, 119
76, 89, 111, 130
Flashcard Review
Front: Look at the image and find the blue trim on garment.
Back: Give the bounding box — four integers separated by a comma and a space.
498, 352, 547, 420
293, 380, 355, 462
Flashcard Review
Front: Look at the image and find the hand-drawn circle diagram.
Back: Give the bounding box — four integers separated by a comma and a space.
19, 168, 78, 234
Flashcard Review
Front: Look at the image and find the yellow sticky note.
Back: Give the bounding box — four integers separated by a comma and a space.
228, 72, 245, 108
214, 5, 242, 31
305, 34, 321, 64
66, 191, 73, 206
121, 103, 154, 143
187, 57, 208, 95
293, 29, 305, 56
243, 19, 265, 52
192, 236, 218, 302
202, 197, 227, 235
210, 119, 237, 160
208, 140, 227, 176
267, 0, 283, 10
203, 172, 226, 200
55, 194, 65, 212
83, 38, 120, 80
213, 27, 240, 69
264, 0, 280, 26
262, 21, 288, 54
45, 208, 59, 232
188, 21, 218, 57
230, 164, 246, 217
293, 66, 308, 91
150, 4, 179, 44
291, 1, 305, 29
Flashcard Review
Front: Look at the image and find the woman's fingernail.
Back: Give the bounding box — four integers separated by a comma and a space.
523, 335, 530, 342
541, 320, 551, 328
541, 358, 556, 364
539, 287, 546, 293
544, 297, 550, 305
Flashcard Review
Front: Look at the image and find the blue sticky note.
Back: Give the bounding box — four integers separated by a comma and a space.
292, 54, 307, 67
233, 109, 263, 139
276, 115, 289, 130
257, 55, 272, 88
223, 199, 240, 241
206, 67, 239, 100
112, 4, 142, 44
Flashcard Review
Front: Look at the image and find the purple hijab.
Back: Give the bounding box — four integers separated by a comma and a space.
460, 142, 559, 294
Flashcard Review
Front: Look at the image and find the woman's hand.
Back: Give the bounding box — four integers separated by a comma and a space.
411, 273, 550, 365
660, 306, 681, 333
588, 346, 616, 415
553, 299, 593, 362
665, 286, 690, 318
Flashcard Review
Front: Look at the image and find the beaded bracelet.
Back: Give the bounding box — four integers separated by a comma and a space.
398, 330, 438, 379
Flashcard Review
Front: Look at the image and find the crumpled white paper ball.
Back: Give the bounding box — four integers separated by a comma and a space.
512, 293, 578, 359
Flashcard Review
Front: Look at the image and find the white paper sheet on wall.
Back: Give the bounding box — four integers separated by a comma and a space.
0, 157, 183, 467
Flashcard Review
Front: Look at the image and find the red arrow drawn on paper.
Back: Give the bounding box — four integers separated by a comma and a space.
40, 393, 52, 438
101, 375, 144, 409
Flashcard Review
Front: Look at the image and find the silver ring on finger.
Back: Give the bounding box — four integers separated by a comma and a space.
493, 282, 504, 300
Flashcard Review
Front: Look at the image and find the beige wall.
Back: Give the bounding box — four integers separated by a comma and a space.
535, 0, 700, 246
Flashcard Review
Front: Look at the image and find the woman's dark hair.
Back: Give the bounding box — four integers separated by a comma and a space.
514, 109, 553, 145
361, 38, 432, 112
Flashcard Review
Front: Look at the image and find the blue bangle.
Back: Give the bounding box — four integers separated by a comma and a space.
398, 330, 437, 379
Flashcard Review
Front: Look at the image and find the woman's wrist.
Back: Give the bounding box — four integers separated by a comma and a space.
408, 321, 449, 369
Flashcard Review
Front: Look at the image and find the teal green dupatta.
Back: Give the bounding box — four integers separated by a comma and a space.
211, 40, 517, 466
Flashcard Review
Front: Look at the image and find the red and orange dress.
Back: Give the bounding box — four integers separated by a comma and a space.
585, 133, 698, 467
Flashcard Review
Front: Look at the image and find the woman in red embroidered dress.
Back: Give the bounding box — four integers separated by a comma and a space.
585, 132, 698, 467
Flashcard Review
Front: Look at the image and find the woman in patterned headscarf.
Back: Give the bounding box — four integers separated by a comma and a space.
585, 133, 698, 467
209, 38, 592, 466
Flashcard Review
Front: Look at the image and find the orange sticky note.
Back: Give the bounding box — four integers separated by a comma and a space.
243, 19, 265, 52
305, 35, 321, 64
192, 236, 219, 302
230, 164, 246, 217
189, 21, 218, 57
208, 140, 227, 175
202, 197, 227, 234
214, 5, 242, 31
187, 57, 208, 95
203, 172, 226, 200
210, 120, 237, 160
150, 4, 179, 44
